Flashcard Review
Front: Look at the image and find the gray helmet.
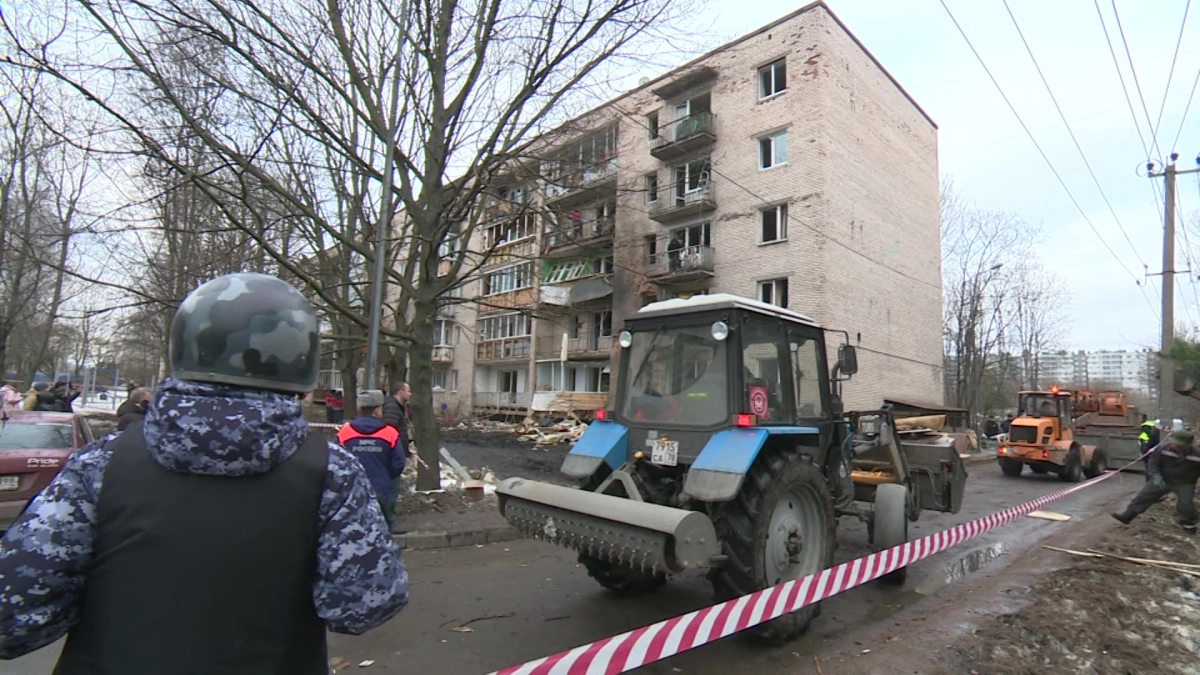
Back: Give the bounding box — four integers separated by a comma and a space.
169, 273, 320, 394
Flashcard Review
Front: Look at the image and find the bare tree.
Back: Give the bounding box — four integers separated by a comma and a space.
4, 0, 699, 488
941, 180, 1067, 428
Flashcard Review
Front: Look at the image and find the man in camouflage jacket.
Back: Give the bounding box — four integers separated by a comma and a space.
0, 273, 408, 672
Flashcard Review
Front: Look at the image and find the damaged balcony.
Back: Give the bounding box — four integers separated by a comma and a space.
543, 215, 614, 256
651, 112, 716, 161
432, 346, 454, 364
544, 157, 619, 208
649, 180, 716, 223
647, 244, 715, 284
476, 336, 531, 362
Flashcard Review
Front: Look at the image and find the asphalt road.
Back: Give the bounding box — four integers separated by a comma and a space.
0, 466, 1141, 674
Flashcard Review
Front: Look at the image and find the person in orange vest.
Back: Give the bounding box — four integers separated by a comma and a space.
337, 390, 406, 530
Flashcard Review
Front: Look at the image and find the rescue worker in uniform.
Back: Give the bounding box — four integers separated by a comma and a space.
338, 390, 406, 531
0, 273, 409, 672
1112, 429, 1200, 534
1139, 419, 1161, 480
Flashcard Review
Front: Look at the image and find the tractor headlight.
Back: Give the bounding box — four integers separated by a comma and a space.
711, 321, 730, 341
618, 330, 633, 348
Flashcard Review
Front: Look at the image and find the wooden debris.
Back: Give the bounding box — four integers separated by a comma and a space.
1042, 545, 1200, 577
1026, 510, 1072, 522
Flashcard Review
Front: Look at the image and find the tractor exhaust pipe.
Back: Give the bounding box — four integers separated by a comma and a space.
496, 477, 722, 575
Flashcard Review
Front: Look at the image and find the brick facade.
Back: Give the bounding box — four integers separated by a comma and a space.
443, 1, 943, 414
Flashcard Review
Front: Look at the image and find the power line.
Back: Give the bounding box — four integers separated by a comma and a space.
1153, 0, 1192, 147
1002, 0, 1145, 266
1171, 67, 1200, 152
1093, 0, 1165, 223
939, 0, 1144, 289
1111, 0, 1166, 162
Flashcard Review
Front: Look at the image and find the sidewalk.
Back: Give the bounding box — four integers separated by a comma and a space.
394, 499, 520, 550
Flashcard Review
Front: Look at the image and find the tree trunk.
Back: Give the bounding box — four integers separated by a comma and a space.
384, 347, 408, 392
409, 298, 440, 491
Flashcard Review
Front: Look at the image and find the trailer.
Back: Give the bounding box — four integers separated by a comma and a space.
1072, 390, 1144, 471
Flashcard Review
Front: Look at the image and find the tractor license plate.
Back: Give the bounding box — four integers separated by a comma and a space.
0, 476, 18, 491
651, 440, 679, 466
860, 419, 879, 435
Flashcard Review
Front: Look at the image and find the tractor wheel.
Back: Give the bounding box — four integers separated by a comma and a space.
711, 453, 835, 645
1083, 448, 1108, 479
1059, 446, 1084, 483
578, 555, 667, 597
999, 457, 1024, 477
870, 484, 909, 585
1029, 465, 1049, 474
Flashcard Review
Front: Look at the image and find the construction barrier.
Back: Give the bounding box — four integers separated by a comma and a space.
488, 463, 1142, 675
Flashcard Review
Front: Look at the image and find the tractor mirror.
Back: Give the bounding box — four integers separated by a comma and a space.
837, 345, 858, 376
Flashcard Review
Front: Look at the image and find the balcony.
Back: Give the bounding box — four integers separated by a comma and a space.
432, 346, 454, 363
649, 181, 716, 223
536, 335, 614, 360
474, 391, 533, 411
476, 336, 532, 362
650, 112, 716, 161
482, 236, 538, 269
543, 216, 615, 255
544, 156, 619, 207
648, 245, 715, 283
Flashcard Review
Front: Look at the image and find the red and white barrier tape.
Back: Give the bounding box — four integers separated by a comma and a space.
490, 459, 1143, 675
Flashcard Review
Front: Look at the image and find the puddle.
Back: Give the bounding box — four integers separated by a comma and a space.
917, 541, 1008, 594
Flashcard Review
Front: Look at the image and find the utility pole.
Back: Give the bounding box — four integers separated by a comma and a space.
1148, 153, 1200, 423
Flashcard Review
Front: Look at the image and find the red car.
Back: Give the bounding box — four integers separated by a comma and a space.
0, 410, 94, 529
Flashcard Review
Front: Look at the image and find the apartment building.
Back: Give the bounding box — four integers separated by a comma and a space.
1035, 349, 1155, 396
435, 1, 943, 416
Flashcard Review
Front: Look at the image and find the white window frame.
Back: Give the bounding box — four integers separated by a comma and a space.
434, 319, 455, 346
483, 262, 533, 296
758, 278, 789, 308
645, 173, 659, 203
478, 312, 531, 341
759, 131, 788, 169
758, 59, 787, 99
760, 203, 787, 243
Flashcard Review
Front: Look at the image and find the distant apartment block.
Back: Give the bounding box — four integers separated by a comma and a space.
1036, 349, 1155, 397
428, 1, 943, 417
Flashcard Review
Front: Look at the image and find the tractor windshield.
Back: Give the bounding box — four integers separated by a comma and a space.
1019, 394, 1060, 419
619, 325, 729, 427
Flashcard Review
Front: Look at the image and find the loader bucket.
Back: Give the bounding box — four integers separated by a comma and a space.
496, 477, 722, 575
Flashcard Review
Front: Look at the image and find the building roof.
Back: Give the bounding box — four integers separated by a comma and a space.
635, 293, 821, 327
553, 1, 936, 133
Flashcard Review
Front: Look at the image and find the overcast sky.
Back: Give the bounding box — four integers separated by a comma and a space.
680, 0, 1200, 352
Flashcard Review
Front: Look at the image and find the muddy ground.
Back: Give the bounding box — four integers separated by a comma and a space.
942, 498, 1200, 674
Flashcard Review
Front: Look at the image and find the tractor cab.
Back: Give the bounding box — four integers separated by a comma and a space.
1008, 390, 1074, 446
607, 294, 843, 478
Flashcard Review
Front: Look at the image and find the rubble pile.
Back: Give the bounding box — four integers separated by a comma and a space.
443, 413, 589, 446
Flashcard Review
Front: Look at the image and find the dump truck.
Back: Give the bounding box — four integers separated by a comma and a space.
996, 389, 1109, 480
496, 294, 966, 643
1071, 389, 1146, 470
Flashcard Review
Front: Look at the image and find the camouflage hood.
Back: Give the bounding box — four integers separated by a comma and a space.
141, 377, 308, 476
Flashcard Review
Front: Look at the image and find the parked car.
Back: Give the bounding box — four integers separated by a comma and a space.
0, 410, 93, 530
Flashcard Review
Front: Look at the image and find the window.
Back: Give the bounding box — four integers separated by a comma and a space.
433, 369, 448, 390
647, 112, 659, 140
454, 325, 465, 345
759, 131, 788, 169
741, 318, 787, 423
482, 262, 533, 295
434, 320, 455, 346
672, 158, 710, 195
758, 278, 789, 308
671, 222, 712, 248
645, 173, 659, 203
544, 256, 613, 283
761, 204, 787, 243
789, 332, 824, 417
645, 235, 658, 263
438, 233, 460, 258
483, 213, 536, 249
0, 423, 74, 450
759, 59, 787, 99
478, 312, 530, 341
593, 310, 613, 338
449, 369, 459, 391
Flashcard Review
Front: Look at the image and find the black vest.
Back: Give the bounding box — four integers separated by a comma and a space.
54, 422, 330, 675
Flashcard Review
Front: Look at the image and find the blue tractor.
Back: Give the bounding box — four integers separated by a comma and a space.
497, 294, 966, 642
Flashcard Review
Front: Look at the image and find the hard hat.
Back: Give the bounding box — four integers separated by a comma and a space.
169, 273, 320, 394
